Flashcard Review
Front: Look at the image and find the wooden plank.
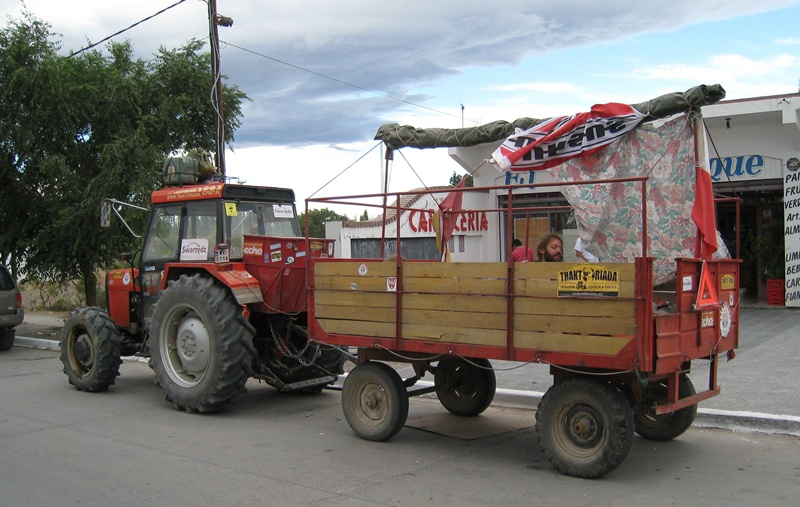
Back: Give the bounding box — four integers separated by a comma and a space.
403, 294, 508, 313
315, 304, 396, 323
403, 262, 507, 279
514, 297, 635, 318
401, 308, 506, 331
401, 323, 507, 347
316, 318, 396, 338
514, 261, 637, 280
313, 275, 395, 292
514, 314, 636, 336
314, 260, 395, 277
513, 331, 634, 356
513, 279, 636, 298
403, 276, 507, 294
314, 290, 397, 309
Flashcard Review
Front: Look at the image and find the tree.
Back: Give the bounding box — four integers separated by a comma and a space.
449, 171, 474, 187
359, 210, 370, 221
0, 12, 247, 306
298, 208, 351, 238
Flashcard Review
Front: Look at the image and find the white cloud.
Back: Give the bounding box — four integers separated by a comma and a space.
4, 0, 800, 151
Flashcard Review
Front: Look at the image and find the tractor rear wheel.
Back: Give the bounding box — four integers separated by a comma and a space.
150, 273, 255, 413
60, 307, 122, 392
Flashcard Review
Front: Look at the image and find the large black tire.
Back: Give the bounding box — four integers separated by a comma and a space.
342, 362, 409, 442
150, 273, 255, 413
60, 307, 122, 392
536, 377, 634, 478
634, 376, 697, 441
434, 358, 496, 416
0, 328, 15, 351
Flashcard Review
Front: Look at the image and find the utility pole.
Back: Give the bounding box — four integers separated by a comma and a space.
209, 0, 233, 179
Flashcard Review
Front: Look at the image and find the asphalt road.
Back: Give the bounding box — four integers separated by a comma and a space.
2, 345, 799, 507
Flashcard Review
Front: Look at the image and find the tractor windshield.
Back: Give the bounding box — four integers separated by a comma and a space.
227, 201, 301, 258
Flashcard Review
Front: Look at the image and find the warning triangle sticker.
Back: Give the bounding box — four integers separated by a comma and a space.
695, 261, 720, 309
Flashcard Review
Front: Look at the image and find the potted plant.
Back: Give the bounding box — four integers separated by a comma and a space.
753, 218, 785, 305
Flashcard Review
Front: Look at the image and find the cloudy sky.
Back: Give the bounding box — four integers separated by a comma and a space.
3, 0, 800, 210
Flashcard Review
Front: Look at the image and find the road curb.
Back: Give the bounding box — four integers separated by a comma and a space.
15, 336, 800, 437
15, 336, 61, 351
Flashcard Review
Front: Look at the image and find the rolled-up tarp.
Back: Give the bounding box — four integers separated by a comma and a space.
375, 84, 725, 150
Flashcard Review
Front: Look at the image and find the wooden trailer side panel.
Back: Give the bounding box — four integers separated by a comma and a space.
310, 260, 641, 366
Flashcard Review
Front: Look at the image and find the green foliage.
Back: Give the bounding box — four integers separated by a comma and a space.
754, 218, 785, 281
449, 171, 473, 187
359, 209, 370, 221
0, 12, 248, 305
298, 208, 351, 238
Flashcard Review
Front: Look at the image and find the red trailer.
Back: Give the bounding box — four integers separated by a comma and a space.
305, 109, 740, 478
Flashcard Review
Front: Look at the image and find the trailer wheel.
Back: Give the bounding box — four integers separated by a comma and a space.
634, 376, 697, 441
342, 362, 408, 441
60, 307, 122, 392
536, 377, 634, 478
150, 273, 255, 413
434, 358, 496, 416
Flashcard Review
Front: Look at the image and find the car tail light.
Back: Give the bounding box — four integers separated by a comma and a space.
15, 293, 22, 309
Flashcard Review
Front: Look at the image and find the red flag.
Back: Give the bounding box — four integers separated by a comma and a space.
490, 103, 646, 172
435, 175, 467, 261
692, 118, 718, 259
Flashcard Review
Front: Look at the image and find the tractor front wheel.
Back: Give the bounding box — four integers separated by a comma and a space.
60, 307, 122, 392
150, 273, 255, 413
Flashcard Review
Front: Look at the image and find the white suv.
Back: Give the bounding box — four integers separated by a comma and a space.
0, 265, 24, 351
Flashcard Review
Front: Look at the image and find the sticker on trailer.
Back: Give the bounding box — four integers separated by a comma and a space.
224, 202, 238, 216
721, 274, 735, 290
683, 276, 693, 291
700, 311, 715, 328
557, 264, 619, 298
270, 243, 281, 250
358, 263, 368, 276
122, 272, 131, 286
720, 302, 732, 337
296, 251, 307, 257
271, 251, 282, 263
387, 277, 397, 292
273, 204, 294, 218
350, 283, 358, 290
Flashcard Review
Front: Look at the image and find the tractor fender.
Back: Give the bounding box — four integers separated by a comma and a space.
163, 263, 264, 305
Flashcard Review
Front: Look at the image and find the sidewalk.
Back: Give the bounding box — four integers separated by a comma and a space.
15, 304, 800, 436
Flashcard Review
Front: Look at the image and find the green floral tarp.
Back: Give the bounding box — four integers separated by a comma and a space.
548, 116, 696, 285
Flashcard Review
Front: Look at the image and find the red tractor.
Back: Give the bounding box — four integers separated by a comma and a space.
60, 159, 346, 412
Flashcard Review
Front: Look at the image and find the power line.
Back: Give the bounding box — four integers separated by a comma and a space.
64, 2, 468, 124
222, 40, 467, 123
68, 0, 189, 58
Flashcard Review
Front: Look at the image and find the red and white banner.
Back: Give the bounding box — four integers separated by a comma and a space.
490, 103, 646, 172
